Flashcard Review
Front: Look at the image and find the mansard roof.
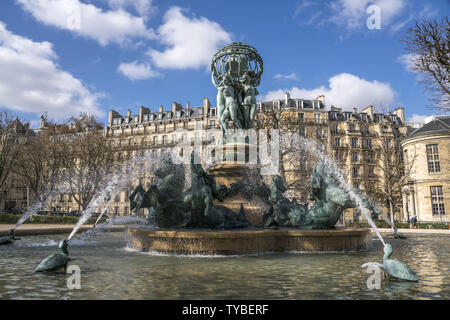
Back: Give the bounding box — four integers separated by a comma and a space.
406, 116, 450, 138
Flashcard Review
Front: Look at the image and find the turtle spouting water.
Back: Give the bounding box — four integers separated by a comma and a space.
0, 229, 20, 245
35, 239, 74, 272
362, 243, 418, 282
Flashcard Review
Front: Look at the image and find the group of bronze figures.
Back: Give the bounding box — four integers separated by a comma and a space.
128, 152, 383, 230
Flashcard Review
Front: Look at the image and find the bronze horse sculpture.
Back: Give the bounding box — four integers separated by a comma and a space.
263, 161, 386, 230
129, 152, 248, 229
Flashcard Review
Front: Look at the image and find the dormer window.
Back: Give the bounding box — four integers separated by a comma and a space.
158, 113, 163, 120
134, 116, 139, 123
143, 115, 148, 122
176, 111, 181, 118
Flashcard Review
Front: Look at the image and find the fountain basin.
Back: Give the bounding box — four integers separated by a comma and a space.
126, 227, 372, 255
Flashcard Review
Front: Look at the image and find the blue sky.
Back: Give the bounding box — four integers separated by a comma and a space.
0, 0, 448, 128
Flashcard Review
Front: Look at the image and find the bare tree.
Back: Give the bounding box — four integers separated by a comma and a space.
372, 126, 418, 224
61, 114, 113, 210
0, 113, 31, 207
403, 17, 450, 111
13, 132, 65, 205
254, 106, 317, 202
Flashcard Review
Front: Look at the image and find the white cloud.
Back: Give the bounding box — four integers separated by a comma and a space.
147, 7, 231, 70
329, 0, 406, 29
407, 114, 435, 124
0, 22, 103, 119
117, 61, 162, 80
106, 0, 155, 17
263, 73, 396, 111
398, 53, 419, 72
273, 72, 298, 81
16, 0, 154, 46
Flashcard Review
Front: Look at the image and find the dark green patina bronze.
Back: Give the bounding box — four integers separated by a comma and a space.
35, 240, 71, 272
0, 229, 20, 245
362, 244, 418, 281
129, 152, 249, 229
212, 42, 263, 136
262, 161, 384, 229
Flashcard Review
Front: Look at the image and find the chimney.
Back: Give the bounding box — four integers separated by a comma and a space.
394, 107, 405, 123
172, 102, 182, 113
361, 105, 373, 118
315, 95, 325, 104
108, 109, 120, 127
284, 92, 290, 106
203, 97, 211, 115
139, 106, 149, 123
159, 105, 163, 113
127, 109, 131, 117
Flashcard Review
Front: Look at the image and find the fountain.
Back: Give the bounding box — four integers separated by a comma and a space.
30, 42, 417, 283
126, 42, 383, 258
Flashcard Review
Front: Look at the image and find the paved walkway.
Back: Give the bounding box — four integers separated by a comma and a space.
374, 228, 450, 235
0, 224, 123, 236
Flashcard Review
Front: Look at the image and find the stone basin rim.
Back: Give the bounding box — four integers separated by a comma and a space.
126, 227, 371, 239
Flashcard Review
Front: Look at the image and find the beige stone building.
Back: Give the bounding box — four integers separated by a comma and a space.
3, 94, 428, 224
401, 117, 450, 223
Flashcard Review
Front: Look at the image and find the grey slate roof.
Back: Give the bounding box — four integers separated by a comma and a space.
407, 116, 450, 137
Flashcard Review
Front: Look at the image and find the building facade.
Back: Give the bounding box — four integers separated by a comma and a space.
401, 117, 450, 223
3, 94, 424, 224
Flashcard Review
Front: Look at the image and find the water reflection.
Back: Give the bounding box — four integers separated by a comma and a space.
0, 232, 448, 299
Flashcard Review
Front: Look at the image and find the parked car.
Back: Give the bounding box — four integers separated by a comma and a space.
7, 209, 24, 215
46, 211, 65, 217
68, 210, 82, 217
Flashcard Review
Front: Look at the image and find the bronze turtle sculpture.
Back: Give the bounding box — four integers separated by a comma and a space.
362, 243, 418, 282
0, 229, 20, 245
35, 239, 72, 272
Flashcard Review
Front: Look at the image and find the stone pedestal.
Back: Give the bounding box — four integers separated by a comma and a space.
207, 140, 267, 225
126, 227, 372, 255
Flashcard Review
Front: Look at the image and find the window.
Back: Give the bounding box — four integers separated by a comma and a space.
299, 128, 305, 137
173, 122, 177, 130
349, 123, 356, 131
332, 124, 339, 134
195, 120, 202, 130
114, 194, 120, 202
314, 113, 321, 123
298, 113, 304, 122
430, 186, 445, 215
210, 120, 216, 127
351, 138, 359, 148
335, 137, 341, 147
351, 152, 359, 163
153, 136, 157, 144
124, 206, 129, 215
316, 128, 323, 139
353, 182, 360, 190
163, 135, 167, 145
155, 124, 159, 133
365, 139, 372, 149
426, 144, 440, 173
385, 139, 391, 149
183, 122, 188, 129
352, 166, 359, 178
211, 109, 216, 116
